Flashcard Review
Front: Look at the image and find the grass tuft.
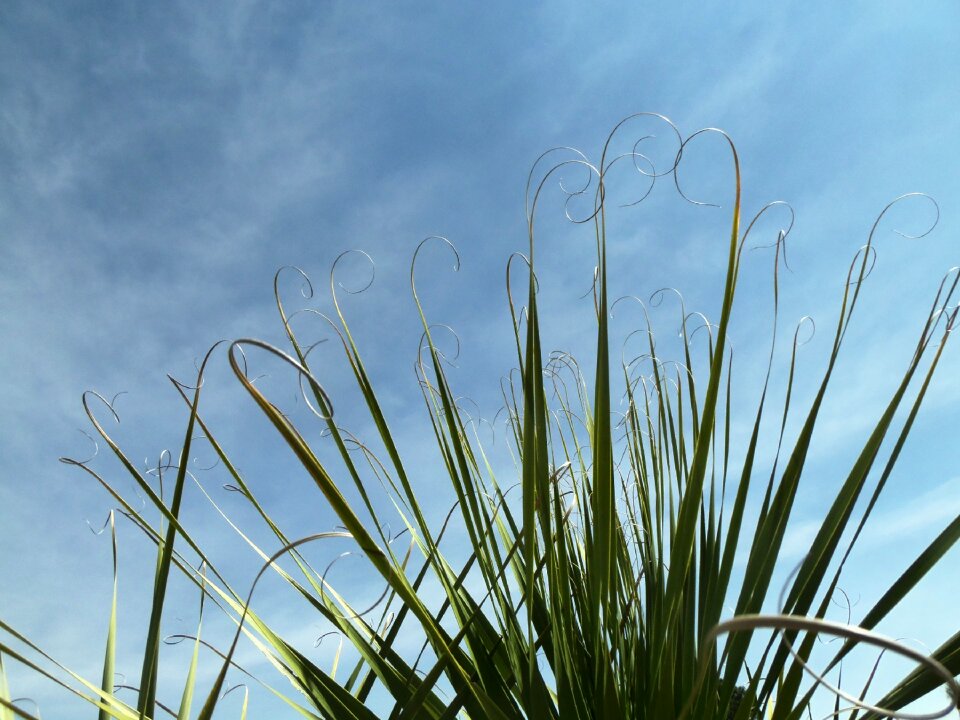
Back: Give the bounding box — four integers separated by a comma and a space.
3, 115, 960, 719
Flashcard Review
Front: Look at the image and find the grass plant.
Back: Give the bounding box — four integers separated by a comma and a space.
2, 114, 960, 719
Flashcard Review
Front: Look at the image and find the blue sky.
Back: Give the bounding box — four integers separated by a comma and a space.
2, 1, 960, 717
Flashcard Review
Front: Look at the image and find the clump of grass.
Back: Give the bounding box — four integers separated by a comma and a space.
2, 114, 960, 720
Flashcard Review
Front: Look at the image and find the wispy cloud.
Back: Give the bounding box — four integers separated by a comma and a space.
2, 1, 959, 716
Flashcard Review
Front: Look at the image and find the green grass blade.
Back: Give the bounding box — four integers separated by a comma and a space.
0, 653, 13, 720
98, 512, 119, 720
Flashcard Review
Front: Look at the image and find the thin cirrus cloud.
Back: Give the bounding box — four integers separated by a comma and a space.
1, 1, 959, 716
